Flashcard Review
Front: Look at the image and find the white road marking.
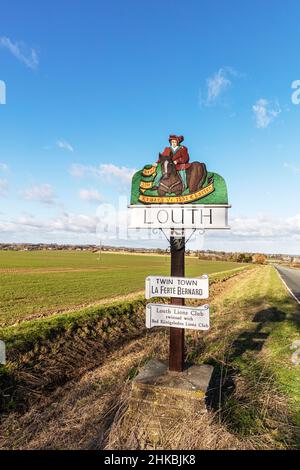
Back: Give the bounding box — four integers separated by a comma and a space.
275, 267, 300, 305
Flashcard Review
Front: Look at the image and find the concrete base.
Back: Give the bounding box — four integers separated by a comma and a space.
133, 359, 213, 393
124, 359, 214, 446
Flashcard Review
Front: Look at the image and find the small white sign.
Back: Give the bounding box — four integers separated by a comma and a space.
128, 204, 230, 230
146, 303, 210, 331
0, 340, 6, 365
146, 275, 209, 300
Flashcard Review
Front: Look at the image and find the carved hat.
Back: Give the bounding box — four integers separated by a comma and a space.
169, 135, 184, 145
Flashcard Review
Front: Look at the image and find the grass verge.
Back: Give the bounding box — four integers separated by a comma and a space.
185, 265, 300, 448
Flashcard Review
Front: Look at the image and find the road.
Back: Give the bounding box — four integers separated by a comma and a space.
275, 264, 300, 303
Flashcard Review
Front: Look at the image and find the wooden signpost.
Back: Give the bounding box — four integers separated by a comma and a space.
169, 234, 185, 371
128, 134, 230, 373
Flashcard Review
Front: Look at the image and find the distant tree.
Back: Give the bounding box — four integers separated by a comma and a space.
252, 254, 267, 264
230, 252, 253, 263
235, 253, 246, 262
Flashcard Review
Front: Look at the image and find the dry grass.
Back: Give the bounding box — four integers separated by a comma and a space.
106, 394, 246, 450
105, 340, 295, 451
1, 331, 277, 451
0, 331, 169, 449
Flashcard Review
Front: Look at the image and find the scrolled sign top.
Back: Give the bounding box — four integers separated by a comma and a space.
130, 134, 228, 205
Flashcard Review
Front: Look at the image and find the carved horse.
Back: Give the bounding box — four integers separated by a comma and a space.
156, 154, 207, 196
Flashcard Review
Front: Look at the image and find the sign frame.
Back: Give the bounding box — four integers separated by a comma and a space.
145, 275, 209, 300
146, 303, 210, 331
128, 204, 231, 230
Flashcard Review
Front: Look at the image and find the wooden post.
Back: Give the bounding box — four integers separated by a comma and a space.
169, 234, 185, 372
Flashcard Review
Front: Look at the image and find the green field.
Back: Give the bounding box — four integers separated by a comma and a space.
0, 250, 244, 327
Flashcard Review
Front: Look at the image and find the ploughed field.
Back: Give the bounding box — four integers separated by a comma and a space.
0, 250, 243, 327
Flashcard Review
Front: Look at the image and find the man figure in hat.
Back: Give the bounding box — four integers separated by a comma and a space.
153, 135, 191, 191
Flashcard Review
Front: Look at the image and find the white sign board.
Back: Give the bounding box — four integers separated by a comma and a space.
146, 303, 210, 331
146, 275, 209, 300
128, 205, 230, 230
0, 340, 6, 365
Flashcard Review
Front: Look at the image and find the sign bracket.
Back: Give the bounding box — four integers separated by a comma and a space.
160, 228, 198, 248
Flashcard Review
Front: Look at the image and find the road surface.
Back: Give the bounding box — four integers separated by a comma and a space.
275, 264, 300, 303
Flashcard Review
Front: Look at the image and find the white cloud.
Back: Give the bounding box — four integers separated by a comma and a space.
0, 179, 8, 197
284, 162, 300, 175
70, 164, 86, 178
21, 184, 55, 205
79, 188, 104, 203
207, 69, 231, 103
252, 99, 281, 128
2, 210, 300, 253
70, 163, 136, 187
228, 214, 300, 240
201, 67, 240, 106
0, 163, 9, 172
1, 210, 300, 242
0, 36, 39, 69
0, 212, 99, 236
98, 164, 136, 185
56, 140, 74, 153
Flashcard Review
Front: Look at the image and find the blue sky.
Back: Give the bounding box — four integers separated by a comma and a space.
0, 0, 300, 253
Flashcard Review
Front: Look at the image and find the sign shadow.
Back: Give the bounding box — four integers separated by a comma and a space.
206, 307, 287, 412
